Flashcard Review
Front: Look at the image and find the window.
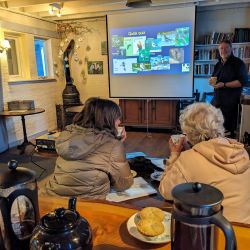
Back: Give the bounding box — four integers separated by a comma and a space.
5, 33, 53, 81
34, 39, 48, 77
6, 37, 20, 76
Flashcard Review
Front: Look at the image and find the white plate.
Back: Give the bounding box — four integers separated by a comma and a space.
150, 171, 164, 181
127, 211, 171, 244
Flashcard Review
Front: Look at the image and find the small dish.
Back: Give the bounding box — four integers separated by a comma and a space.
131, 170, 137, 178
127, 211, 171, 244
150, 171, 164, 182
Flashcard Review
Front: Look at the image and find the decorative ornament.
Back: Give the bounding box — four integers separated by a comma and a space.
64, 56, 69, 62
81, 69, 85, 77
65, 64, 69, 68
74, 57, 79, 62
59, 49, 63, 56
57, 23, 92, 39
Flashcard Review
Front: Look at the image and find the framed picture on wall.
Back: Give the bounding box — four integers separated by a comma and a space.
101, 41, 107, 55
87, 61, 103, 74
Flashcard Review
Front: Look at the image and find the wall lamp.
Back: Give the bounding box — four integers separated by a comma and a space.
0, 39, 10, 53
48, 2, 63, 17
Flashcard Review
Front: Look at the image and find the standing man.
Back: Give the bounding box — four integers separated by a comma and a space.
209, 40, 248, 138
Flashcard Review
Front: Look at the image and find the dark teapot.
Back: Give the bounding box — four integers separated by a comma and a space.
171, 182, 237, 250
0, 160, 40, 250
30, 197, 93, 250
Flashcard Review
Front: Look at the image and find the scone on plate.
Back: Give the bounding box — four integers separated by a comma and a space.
137, 218, 164, 237
139, 207, 165, 222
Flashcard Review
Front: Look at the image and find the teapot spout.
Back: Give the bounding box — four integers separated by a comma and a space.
68, 197, 77, 211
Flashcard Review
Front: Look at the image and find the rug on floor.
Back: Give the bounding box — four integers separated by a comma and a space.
0, 149, 56, 181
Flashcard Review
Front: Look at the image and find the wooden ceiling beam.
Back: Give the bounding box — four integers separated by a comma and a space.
35, 2, 128, 17
19, 0, 123, 13
6, 0, 250, 18
6, 0, 124, 8
7, 0, 71, 8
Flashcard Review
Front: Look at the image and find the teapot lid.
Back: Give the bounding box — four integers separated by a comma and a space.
41, 208, 78, 233
172, 182, 224, 215
0, 160, 36, 189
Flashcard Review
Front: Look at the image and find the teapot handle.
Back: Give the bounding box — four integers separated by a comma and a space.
210, 212, 237, 250
0, 197, 11, 249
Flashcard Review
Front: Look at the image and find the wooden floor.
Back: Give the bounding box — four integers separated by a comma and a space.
1, 131, 171, 159
125, 131, 170, 158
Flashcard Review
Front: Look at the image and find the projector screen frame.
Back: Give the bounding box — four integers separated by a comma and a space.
107, 6, 197, 99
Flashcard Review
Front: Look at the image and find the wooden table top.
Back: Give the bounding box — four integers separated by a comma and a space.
0, 108, 45, 117
39, 196, 250, 250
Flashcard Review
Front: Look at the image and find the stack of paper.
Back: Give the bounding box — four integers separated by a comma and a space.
106, 177, 157, 202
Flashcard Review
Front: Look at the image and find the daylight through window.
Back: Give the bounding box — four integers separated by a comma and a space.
34, 39, 48, 77
6, 38, 19, 76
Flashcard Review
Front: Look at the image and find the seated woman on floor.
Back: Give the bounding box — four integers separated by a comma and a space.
159, 102, 250, 223
42, 97, 133, 199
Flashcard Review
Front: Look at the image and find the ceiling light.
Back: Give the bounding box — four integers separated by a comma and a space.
126, 0, 152, 8
48, 3, 63, 17
57, 9, 62, 17
0, 39, 11, 53
48, 6, 54, 15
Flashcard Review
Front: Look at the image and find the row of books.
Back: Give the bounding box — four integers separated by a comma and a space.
234, 28, 250, 43
232, 46, 250, 59
203, 32, 234, 45
195, 46, 250, 61
194, 63, 250, 76
195, 49, 219, 60
246, 63, 250, 74
201, 28, 250, 45
194, 64, 215, 75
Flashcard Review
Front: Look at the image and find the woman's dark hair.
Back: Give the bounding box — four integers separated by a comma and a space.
73, 97, 122, 136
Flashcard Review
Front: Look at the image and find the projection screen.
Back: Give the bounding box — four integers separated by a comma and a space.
107, 6, 196, 98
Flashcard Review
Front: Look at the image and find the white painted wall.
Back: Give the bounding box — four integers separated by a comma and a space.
61, 17, 110, 102
0, 9, 63, 148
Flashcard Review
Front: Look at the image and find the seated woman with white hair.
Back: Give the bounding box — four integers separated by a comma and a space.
159, 102, 250, 224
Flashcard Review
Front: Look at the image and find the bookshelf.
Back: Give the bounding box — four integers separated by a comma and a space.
194, 43, 250, 77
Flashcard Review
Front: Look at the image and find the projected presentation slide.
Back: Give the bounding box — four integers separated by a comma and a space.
110, 22, 192, 75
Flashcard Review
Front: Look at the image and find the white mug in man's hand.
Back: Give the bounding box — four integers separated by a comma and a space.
210, 76, 217, 86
